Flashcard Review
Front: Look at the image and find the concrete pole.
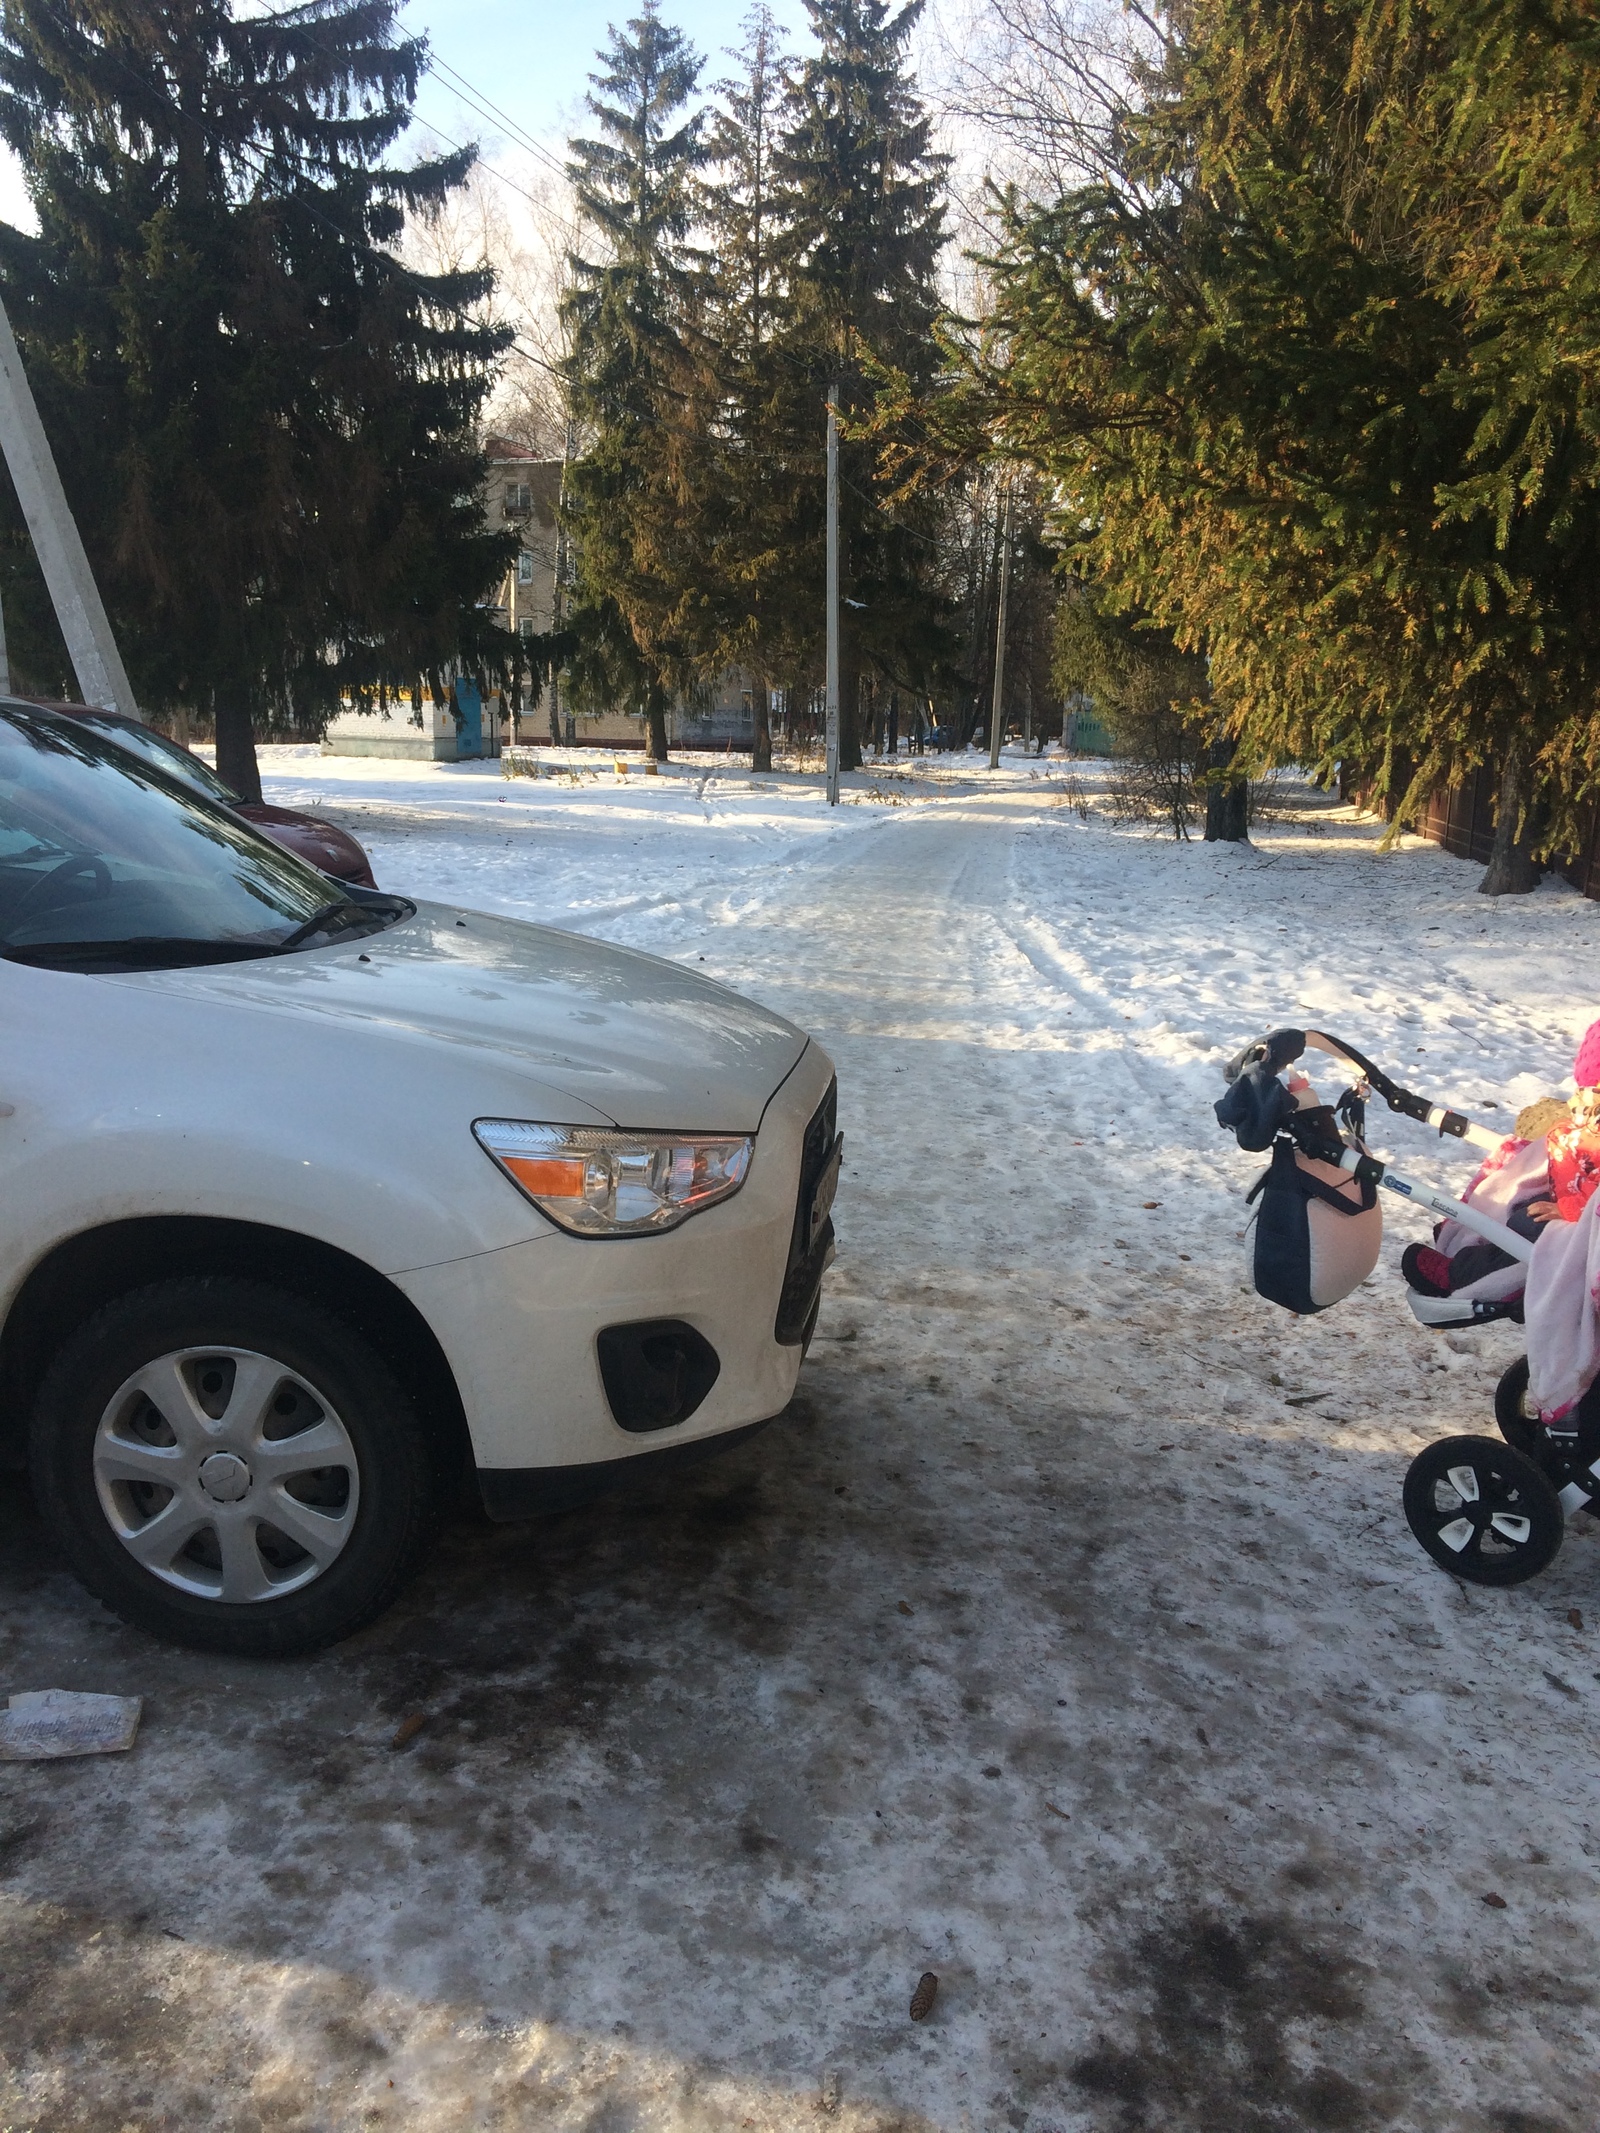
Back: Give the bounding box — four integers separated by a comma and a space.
0, 287, 140, 719
988, 480, 1014, 770
549, 422, 573, 752
825, 385, 840, 806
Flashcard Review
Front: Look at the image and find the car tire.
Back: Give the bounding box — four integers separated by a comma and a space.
30, 1276, 438, 1656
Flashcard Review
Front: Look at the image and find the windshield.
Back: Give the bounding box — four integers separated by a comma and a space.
76, 713, 239, 805
0, 707, 409, 972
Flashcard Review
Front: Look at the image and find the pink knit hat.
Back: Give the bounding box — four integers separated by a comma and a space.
1575, 1018, 1600, 1088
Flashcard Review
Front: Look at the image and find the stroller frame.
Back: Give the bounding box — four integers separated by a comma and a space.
1237, 1029, 1534, 1317
1288, 1032, 1536, 1313
1225, 1025, 1580, 1587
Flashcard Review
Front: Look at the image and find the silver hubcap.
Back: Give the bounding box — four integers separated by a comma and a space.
93, 1347, 360, 1602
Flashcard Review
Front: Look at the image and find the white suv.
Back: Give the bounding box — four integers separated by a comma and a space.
0, 703, 839, 1654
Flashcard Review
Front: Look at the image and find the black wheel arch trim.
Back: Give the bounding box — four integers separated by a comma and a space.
0, 1214, 472, 1481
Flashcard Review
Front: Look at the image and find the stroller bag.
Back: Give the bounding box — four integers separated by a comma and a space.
1249, 1135, 1382, 1314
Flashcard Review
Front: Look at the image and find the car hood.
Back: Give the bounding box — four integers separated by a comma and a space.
113, 902, 809, 1133
234, 800, 375, 886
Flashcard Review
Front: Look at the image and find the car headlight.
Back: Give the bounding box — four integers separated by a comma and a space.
473, 1119, 754, 1236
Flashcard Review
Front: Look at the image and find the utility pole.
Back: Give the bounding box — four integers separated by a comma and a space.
988, 480, 1014, 771
825, 385, 840, 806
549, 418, 574, 750
0, 288, 139, 720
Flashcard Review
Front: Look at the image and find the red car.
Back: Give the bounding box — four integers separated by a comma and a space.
23, 699, 377, 888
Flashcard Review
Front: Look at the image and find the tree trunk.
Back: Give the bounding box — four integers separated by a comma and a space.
752, 677, 772, 772
887, 688, 899, 758
834, 579, 862, 770
1480, 744, 1542, 895
838, 643, 863, 771
214, 688, 262, 803
647, 687, 670, 764
972, 497, 1007, 747
1202, 736, 1249, 843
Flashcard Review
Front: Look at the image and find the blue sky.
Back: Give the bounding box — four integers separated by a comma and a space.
0, 2, 965, 232
402, 0, 798, 158
0, 3, 805, 225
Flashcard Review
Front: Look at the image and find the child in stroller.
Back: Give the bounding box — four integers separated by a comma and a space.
1216, 1022, 1600, 1587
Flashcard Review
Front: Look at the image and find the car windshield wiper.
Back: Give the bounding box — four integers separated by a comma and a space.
1, 937, 281, 971
275, 900, 371, 951
274, 894, 412, 953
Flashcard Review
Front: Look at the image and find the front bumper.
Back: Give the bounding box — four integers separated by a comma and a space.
392, 1042, 837, 1506
475, 1417, 779, 1519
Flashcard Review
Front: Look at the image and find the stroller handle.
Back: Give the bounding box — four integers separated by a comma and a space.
1286, 1113, 1537, 1265
1341, 1147, 1535, 1264
1250, 1026, 1506, 1154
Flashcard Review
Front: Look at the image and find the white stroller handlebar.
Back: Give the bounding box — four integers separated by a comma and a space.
1291, 1033, 1535, 1264
1219, 1021, 1541, 1332
1300, 1032, 1505, 1155
1325, 1143, 1535, 1264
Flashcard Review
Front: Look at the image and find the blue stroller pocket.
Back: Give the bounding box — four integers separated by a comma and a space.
1247, 1134, 1382, 1314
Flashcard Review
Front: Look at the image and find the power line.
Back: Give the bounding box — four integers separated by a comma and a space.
25, 1, 958, 511
420, 50, 948, 460
26, 0, 529, 339
417, 113, 555, 215
276, 20, 955, 466
425, 54, 567, 182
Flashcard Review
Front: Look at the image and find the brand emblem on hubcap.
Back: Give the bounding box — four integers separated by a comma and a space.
197, 1451, 252, 1503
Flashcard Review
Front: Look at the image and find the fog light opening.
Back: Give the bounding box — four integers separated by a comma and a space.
596, 1320, 721, 1433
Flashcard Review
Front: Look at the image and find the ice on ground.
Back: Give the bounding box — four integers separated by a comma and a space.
3, 746, 1599, 2132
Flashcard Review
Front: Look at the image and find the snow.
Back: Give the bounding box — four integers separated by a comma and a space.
5, 744, 1600, 2131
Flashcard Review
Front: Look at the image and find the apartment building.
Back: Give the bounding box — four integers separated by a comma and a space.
322, 439, 563, 760
485, 438, 564, 646
322, 434, 758, 758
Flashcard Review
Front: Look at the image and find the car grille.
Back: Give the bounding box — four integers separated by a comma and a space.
774, 1078, 839, 1346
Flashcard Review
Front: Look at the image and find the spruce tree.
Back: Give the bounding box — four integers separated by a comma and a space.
968, 0, 1600, 885
0, 0, 508, 798
772, 0, 949, 768
561, 1, 706, 765
699, 6, 794, 770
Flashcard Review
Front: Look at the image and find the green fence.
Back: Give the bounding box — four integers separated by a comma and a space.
1066, 710, 1116, 756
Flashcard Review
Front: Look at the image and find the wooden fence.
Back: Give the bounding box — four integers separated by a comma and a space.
1421, 770, 1600, 901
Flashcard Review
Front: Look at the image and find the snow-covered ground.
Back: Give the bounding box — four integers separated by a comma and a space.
5, 744, 1600, 2132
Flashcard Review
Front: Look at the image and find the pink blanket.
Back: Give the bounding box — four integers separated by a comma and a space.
1526, 1189, 1600, 1422
1434, 1136, 1549, 1304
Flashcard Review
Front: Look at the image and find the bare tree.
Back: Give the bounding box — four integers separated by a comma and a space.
928, 0, 1156, 205
404, 144, 579, 459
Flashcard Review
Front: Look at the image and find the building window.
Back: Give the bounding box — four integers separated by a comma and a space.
504, 481, 531, 516
519, 617, 535, 640
517, 551, 534, 585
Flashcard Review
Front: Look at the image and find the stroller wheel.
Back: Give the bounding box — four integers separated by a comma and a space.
1403, 1435, 1564, 1587
1494, 1358, 1541, 1459
1494, 1359, 1600, 1508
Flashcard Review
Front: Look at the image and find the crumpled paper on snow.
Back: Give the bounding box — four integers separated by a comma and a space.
0, 1689, 142, 1760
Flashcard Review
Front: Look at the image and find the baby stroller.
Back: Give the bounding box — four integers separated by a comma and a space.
1217, 1027, 1593, 1588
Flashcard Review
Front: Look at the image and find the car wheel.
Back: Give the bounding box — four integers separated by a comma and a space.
30, 1277, 438, 1656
